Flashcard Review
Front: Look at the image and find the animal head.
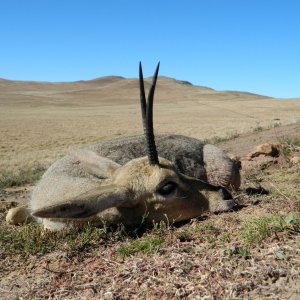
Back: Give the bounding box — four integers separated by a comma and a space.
31, 63, 234, 223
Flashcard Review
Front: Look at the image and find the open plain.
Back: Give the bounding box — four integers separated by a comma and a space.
0, 76, 300, 299
1, 76, 300, 176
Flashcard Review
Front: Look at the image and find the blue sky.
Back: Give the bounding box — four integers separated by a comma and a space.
1, 0, 299, 98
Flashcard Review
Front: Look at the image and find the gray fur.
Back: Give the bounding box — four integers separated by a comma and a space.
87, 134, 240, 189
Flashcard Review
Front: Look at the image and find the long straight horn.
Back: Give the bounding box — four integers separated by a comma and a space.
139, 62, 147, 130
146, 62, 160, 165
138, 62, 160, 165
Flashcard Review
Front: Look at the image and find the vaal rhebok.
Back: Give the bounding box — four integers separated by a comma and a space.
6, 63, 240, 231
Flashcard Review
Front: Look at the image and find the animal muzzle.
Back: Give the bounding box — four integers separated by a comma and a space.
210, 186, 235, 213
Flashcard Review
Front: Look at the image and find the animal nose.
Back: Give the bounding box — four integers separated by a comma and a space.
219, 187, 232, 200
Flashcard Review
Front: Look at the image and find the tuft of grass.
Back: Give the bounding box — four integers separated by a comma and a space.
278, 136, 300, 147
266, 165, 300, 198
278, 136, 300, 158
1, 220, 169, 257
0, 164, 46, 190
116, 235, 165, 258
219, 232, 231, 244
151, 220, 169, 235
0, 218, 168, 258
240, 213, 300, 246
282, 147, 291, 157
0, 223, 53, 255
241, 216, 273, 246
0, 223, 108, 255
115, 221, 169, 258
65, 225, 108, 252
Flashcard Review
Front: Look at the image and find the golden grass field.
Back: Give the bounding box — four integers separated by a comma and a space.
1, 76, 300, 176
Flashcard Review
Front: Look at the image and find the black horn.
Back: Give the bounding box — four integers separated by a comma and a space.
139, 62, 147, 131
139, 62, 160, 165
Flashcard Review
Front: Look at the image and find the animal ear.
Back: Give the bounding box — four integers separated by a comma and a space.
32, 185, 131, 219
70, 149, 120, 178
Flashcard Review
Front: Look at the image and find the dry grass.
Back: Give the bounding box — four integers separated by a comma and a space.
0, 164, 45, 189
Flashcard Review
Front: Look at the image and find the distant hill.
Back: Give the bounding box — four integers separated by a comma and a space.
0, 75, 271, 107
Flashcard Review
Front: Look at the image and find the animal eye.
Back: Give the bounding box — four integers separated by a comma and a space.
158, 181, 177, 196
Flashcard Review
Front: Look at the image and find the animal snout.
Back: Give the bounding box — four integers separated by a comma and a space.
208, 186, 235, 213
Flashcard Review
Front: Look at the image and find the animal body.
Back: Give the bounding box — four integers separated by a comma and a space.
6, 63, 240, 231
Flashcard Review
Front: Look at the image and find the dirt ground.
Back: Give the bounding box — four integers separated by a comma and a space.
0, 77, 300, 299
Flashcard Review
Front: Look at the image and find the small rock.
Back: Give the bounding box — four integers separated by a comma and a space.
247, 143, 280, 159
290, 156, 300, 165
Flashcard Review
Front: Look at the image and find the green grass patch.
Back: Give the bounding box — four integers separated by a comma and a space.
0, 164, 46, 189
282, 147, 291, 157
278, 136, 300, 158
240, 213, 300, 246
265, 165, 300, 198
0, 223, 54, 255
0, 220, 166, 257
0, 223, 108, 255
268, 165, 300, 183
115, 221, 169, 258
219, 232, 231, 243
116, 235, 165, 258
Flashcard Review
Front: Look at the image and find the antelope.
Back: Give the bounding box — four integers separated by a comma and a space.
6, 63, 239, 231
